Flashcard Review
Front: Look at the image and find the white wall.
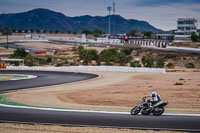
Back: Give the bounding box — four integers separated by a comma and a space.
6, 66, 166, 73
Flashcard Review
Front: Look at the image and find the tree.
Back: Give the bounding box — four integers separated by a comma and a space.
10, 48, 28, 59
185, 62, 195, 68
121, 47, 134, 55
78, 45, 84, 53
142, 31, 153, 37
130, 61, 141, 67
36, 29, 41, 33
55, 29, 59, 34
191, 32, 199, 42
79, 49, 98, 65
12, 29, 16, 33
142, 54, 154, 67
155, 57, 165, 68
30, 29, 34, 33
115, 52, 132, 66
2, 27, 12, 48
127, 29, 141, 36
24, 29, 28, 33
18, 29, 22, 33
81, 29, 92, 35
166, 62, 175, 69
99, 48, 118, 65
24, 55, 37, 66
43, 30, 46, 33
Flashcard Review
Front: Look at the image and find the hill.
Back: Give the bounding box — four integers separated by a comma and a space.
0, 8, 162, 33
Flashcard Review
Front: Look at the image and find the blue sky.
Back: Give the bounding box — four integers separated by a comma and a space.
0, 0, 199, 30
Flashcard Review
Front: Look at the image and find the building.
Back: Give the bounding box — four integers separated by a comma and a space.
155, 34, 174, 41
174, 18, 198, 42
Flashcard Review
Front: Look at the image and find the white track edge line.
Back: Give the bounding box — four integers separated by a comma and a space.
0, 104, 200, 116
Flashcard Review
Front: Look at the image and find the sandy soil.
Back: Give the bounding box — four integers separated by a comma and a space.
0, 47, 14, 55
0, 76, 12, 80
0, 123, 188, 133
16, 42, 75, 51
6, 71, 200, 114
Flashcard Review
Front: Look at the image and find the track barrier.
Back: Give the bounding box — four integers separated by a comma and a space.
6, 66, 166, 73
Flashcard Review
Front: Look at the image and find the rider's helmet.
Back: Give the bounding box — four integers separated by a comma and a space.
152, 91, 157, 97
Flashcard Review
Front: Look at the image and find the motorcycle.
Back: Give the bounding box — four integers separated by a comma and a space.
130, 97, 168, 116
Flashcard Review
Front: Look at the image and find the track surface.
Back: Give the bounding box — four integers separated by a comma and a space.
0, 70, 200, 131
0, 70, 98, 93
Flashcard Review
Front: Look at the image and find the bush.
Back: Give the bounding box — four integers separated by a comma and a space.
166, 62, 175, 68
99, 48, 118, 65
130, 61, 141, 67
174, 82, 183, 85
185, 62, 195, 68
47, 57, 52, 63
56, 63, 63, 67
24, 55, 37, 66
155, 57, 165, 68
121, 47, 134, 56
79, 49, 98, 65
141, 54, 154, 67
69, 62, 76, 66
115, 52, 132, 66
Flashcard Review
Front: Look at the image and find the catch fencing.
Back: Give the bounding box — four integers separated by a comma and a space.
6, 66, 166, 73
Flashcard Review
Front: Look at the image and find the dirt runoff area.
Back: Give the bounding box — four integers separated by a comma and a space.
5, 70, 200, 114
0, 123, 189, 133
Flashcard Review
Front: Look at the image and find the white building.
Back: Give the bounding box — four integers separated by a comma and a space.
174, 18, 198, 42
96, 37, 121, 44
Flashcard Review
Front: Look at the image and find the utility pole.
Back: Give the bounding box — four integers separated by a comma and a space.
107, 6, 112, 35
112, 2, 116, 35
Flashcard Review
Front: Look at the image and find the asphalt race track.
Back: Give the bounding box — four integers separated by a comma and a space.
0, 70, 200, 132
0, 70, 98, 93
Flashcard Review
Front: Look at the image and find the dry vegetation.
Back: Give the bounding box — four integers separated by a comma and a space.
0, 123, 190, 133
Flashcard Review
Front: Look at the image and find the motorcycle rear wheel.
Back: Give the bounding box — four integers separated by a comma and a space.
153, 107, 165, 116
130, 106, 141, 115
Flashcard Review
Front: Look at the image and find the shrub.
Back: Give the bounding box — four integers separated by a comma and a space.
185, 62, 195, 68
56, 63, 63, 67
155, 57, 165, 68
99, 48, 118, 65
130, 61, 141, 67
121, 47, 134, 56
69, 62, 76, 66
24, 55, 37, 66
141, 54, 154, 67
174, 82, 183, 85
47, 57, 52, 63
179, 78, 184, 80
115, 52, 132, 66
79, 49, 98, 65
166, 62, 175, 68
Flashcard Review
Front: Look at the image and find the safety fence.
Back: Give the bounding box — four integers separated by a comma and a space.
6, 66, 166, 73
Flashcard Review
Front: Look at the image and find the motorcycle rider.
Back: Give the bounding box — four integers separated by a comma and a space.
143, 92, 161, 106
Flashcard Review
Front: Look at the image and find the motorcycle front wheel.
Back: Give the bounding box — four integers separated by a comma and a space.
130, 106, 141, 115
153, 107, 165, 116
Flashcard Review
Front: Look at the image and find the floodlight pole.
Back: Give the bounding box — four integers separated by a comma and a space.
107, 6, 112, 35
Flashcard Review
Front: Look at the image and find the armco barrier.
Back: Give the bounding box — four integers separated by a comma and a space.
6, 66, 166, 73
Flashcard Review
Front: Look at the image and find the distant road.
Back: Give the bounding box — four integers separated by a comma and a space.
1, 40, 200, 55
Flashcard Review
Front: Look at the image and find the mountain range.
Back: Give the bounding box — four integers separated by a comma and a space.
0, 8, 162, 33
